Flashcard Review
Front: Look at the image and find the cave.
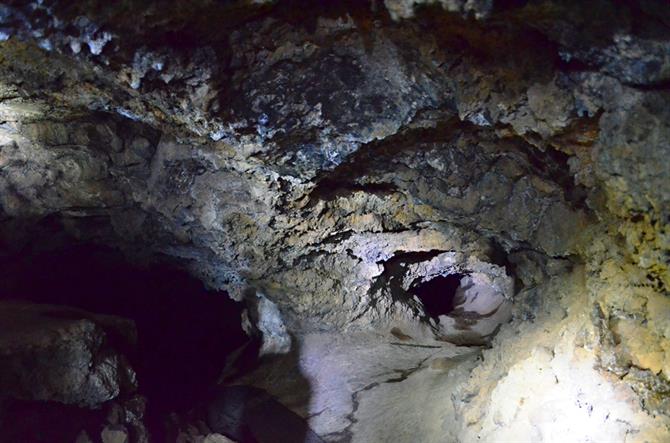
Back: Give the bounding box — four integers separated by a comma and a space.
412, 274, 462, 319
0, 217, 249, 441
1, 1, 669, 442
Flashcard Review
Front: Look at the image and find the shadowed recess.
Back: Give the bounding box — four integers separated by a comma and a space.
412, 274, 464, 319
0, 235, 248, 439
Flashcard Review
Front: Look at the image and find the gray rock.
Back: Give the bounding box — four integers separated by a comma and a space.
0, 1, 668, 440
0, 301, 137, 408
101, 425, 129, 443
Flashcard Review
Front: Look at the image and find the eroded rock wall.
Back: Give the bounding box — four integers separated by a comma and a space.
0, 0, 668, 441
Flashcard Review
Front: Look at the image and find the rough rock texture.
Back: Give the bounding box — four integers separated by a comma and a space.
0, 0, 669, 441
0, 300, 137, 408
0, 300, 149, 442
225, 330, 480, 441
449, 265, 670, 442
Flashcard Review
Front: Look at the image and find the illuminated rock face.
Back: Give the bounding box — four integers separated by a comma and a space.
0, 1, 669, 442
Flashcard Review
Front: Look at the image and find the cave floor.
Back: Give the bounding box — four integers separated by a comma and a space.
220, 331, 481, 443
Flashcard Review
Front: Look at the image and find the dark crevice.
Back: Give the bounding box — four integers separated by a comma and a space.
307, 117, 463, 205
555, 56, 600, 75
0, 219, 249, 441
0, 399, 109, 443
514, 134, 591, 210
389, 342, 442, 349
385, 249, 448, 266
412, 274, 464, 319
620, 79, 670, 91
384, 355, 434, 383
364, 249, 450, 319
309, 180, 399, 202
487, 237, 517, 288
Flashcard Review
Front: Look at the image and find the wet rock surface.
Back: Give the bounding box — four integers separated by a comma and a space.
0, 0, 668, 441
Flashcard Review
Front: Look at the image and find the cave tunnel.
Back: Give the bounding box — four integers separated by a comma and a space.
412, 274, 463, 320
0, 218, 249, 441
1, 0, 669, 442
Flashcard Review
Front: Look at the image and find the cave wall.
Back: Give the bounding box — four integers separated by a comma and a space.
0, 0, 669, 441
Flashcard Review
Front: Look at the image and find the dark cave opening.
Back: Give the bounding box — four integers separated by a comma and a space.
0, 226, 250, 440
412, 274, 464, 319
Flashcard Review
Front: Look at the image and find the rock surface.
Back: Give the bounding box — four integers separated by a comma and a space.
0, 300, 137, 408
226, 330, 480, 441
0, 300, 148, 442
0, 0, 668, 441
